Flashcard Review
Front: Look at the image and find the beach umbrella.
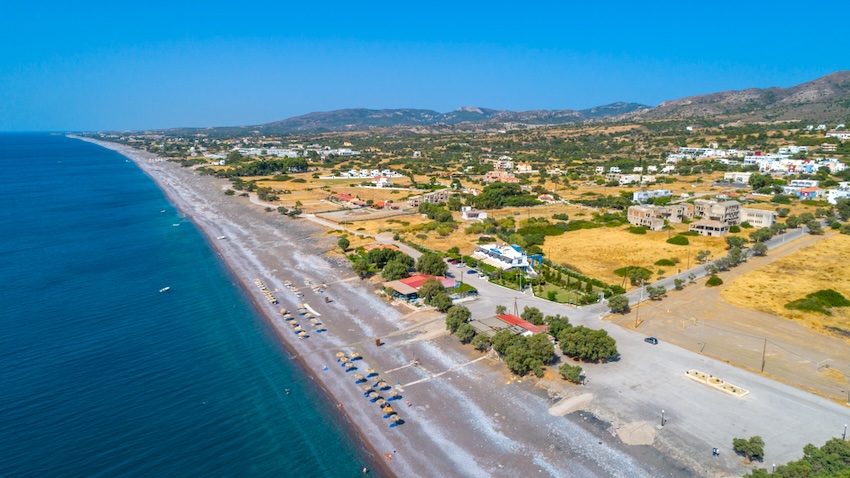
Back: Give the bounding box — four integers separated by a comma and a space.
335, 352, 346, 358
312, 323, 322, 329
279, 308, 287, 314
388, 390, 399, 398
354, 374, 365, 381
382, 406, 394, 415
361, 385, 373, 392
368, 392, 379, 400
289, 321, 298, 327
297, 331, 307, 338
391, 414, 401, 423
375, 398, 386, 406
365, 368, 376, 376
375, 381, 388, 389
349, 352, 361, 359
310, 318, 320, 323
293, 326, 302, 332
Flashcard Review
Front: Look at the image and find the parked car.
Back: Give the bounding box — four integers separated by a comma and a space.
467, 270, 478, 275
644, 337, 658, 345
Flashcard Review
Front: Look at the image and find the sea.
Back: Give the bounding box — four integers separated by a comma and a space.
0, 133, 367, 477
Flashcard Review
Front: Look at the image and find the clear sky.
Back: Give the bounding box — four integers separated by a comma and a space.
1, 1, 848, 131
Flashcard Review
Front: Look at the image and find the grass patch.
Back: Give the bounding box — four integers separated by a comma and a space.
566, 220, 602, 231
666, 235, 690, 246
654, 258, 676, 267
785, 289, 850, 316
627, 227, 647, 235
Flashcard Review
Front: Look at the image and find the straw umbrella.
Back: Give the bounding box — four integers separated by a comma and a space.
349, 352, 361, 359
293, 326, 303, 332
335, 352, 346, 359
310, 317, 320, 323
368, 392, 379, 401
365, 368, 376, 377
361, 385, 373, 393
391, 414, 401, 423
375, 398, 387, 407
388, 390, 400, 399
382, 405, 394, 415
375, 381, 388, 390
354, 374, 365, 382
297, 331, 307, 338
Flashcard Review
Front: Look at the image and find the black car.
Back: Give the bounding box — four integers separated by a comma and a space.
644, 337, 658, 345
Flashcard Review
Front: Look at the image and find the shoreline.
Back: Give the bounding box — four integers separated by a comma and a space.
73, 136, 392, 477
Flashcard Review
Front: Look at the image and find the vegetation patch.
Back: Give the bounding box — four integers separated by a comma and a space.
627, 226, 647, 235
614, 266, 652, 278
654, 258, 676, 267
666, 235, 690, 246
785, 289, 850, 315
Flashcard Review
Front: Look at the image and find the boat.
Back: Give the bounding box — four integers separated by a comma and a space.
217, 235, 226, 240
159, 287, 170, 293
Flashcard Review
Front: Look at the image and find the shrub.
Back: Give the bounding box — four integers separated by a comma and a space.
705, 275, 723, 287
678, 230, 699, 236
729, 225, 741, 233
666, 235, 690, 246
471, 334, 491, 352
654, 259, 676, 267
559, 364, 583, 384
627, 226, 647, 234
732, 436, 764, 463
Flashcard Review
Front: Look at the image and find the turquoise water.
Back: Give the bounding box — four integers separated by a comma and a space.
0, 134, 367, 476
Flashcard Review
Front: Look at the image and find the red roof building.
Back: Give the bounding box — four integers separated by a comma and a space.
495, 314, 548, 335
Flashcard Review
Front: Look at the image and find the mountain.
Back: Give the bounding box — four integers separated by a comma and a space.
248, 102, 650, 134
633, 71, 850, 122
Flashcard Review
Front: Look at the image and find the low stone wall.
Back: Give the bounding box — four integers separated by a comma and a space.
685, 369, 750, 398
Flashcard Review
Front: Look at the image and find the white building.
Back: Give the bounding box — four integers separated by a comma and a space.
461, 206, 488, 221
723, 172, 752, 184
741, 208, 777, 228
826, 131, 850, 141
473, 244, 531, 272
633, 189, 672, 204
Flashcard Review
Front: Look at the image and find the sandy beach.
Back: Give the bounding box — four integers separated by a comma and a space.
72, 136, 704, 477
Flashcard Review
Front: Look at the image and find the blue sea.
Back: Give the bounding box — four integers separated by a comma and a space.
0, 134, 367, 476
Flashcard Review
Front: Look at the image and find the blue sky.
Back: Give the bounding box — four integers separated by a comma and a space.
1, 1, 848, 131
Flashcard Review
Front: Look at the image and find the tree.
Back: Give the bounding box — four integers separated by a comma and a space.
417, 252, 448, 276
674, 278, 685, 290
456, 323, 476, 343
749, 228, 773, 243
337, 237, 350, 252
352, 260, 371, 279
546, 315, 571, 337
472, 334, 491, 352
429, 292, 453, 312
695, 250, 712, 264
836, 198, 850, 221
521, 306, 544, 326
609, 295, 630, 313
733, 436, 765, 463
446, 306, 472, 333
725, 236, 747, 249
806, 220, 824, 235
751, 242, 768, 256
526, 333, 555, 364
418, 278, 445, 301
647, 285, 666, 300
495, 305, 507, 315
559, 363, 583, 384
626, 267, 652, 286
748, 173, 772, 190
382, 260, 410, 281
776, 207, 790, 218
786, 215, 802, 228
558, 326, 618, 362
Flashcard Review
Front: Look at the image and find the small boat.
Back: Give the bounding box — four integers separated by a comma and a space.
159, 287, 170, 293
217, 235, 226, 240
172, 223, 180, 227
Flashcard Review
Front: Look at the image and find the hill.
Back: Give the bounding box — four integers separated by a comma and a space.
632, 71, 850, 122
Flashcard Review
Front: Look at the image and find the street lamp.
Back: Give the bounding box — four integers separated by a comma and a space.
661, 409, 665, 427
844, 424, 847, 441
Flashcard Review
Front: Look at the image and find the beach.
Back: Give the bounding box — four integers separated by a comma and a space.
73, 136, 702, 477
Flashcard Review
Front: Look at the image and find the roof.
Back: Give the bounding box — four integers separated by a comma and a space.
400, 274, 456, 289
495, 314, 548, 334
383, 280, 418, 296
333, 193, 354, 201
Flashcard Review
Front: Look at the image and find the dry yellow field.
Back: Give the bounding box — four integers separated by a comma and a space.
544, 227, 727, 287
720, 233, 850, 333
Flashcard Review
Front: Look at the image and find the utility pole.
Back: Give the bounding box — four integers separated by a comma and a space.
513, 298, 519, 317
760, 338, 767, 372
635, 280, 644, 328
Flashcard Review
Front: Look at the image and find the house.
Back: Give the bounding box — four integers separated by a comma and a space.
383, 274, 457, 300
515, 162, 535, 173
407, 189, 450, 208
741, 208, 777, 228
371, 201, 390, 210
827, 183, 850, 204
633, 189, 672, 204
483, 171, 519, 183
537, 194, 556, 203
799, 187, 823, 199
789, 179, 819, 188
689, 219, 730, 237
723, 172, 752, 184
461, 206, 488, 220
595, 166, 605, 174
493, 314, 548, 336
473, 244, 531, 272
821, 143, 838, 152
693, 199, 741, 225
331, 193, 355, 204
372, 176, 392, 187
